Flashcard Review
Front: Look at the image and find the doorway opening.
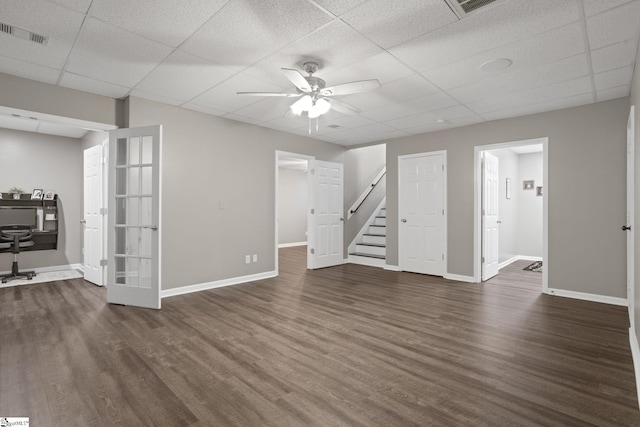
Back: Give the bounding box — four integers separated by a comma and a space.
474, 137, 548, 293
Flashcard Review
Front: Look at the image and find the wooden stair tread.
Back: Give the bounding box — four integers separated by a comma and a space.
349, 252, 386, 259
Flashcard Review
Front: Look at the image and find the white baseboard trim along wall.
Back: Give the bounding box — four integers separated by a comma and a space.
0, 263, 83, 276
384, 264, 401, 271
546, 288, 627, 306
161, 270, 277, 298
444, 273, 476, 283
278, 241, 307, 248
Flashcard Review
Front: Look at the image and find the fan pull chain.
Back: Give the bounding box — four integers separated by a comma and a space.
308, 118, 311, 135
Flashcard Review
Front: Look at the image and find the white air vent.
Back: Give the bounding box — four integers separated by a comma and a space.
0, 21, 48, 46
445, 0, 503, 18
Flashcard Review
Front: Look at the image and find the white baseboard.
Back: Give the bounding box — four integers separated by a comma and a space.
278, 241, 307, 248
0, 263, 83, 276
630, 326, 640, 410
384, 264, 401, 271
161, 270, 277, 299
444, 273, 476, 283
499, 255, 542, 270
546, 288, 627, 306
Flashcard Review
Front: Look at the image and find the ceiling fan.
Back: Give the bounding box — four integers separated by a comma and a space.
236, 61, 380, 118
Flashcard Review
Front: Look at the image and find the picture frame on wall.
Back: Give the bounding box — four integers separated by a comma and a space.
31, 189, 43, 200
43, 190, 55, 200
506, 178, 511, 199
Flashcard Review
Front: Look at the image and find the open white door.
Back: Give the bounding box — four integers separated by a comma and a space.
107, 125, 162, 309
482, 152, 500, 281
308, 160, 343, 269
83, 144, 105, 285
399, 152, 445, 276
626, 106, 635, 326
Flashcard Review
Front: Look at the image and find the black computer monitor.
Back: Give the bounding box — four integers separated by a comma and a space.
0, 207, 37, 229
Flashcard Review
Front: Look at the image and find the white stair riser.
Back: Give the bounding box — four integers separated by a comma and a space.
368, 226, 385, 235
355, 244, 386, 256
374, 217, 386, 226
349, 254, 385, 268
363, 234, 386, 245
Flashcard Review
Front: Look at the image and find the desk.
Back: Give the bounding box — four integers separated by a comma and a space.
0, 194, 58, 252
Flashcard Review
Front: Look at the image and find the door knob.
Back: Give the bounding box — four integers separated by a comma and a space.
622, 225, 631, 231
401, 218, 407, 223
80, 219, 86, 224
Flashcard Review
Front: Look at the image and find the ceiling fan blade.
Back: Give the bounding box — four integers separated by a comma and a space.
321, 79, 380, 97
328, 98, 361, 115
236, 91, 301, 97
281, 68, 311, 92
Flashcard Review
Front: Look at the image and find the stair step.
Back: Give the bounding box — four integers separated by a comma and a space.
349, 252, 385, 260
357, 243, 386, 247
363, 234, 386, 245
355, 243, 385, 256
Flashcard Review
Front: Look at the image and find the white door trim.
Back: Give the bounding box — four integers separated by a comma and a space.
275, 151, 315, 274
398, 150, 447, 275
473, 137, 548, 293
628, 105, 635, 328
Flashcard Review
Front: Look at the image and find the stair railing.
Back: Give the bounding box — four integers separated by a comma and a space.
347, 167, 386, 220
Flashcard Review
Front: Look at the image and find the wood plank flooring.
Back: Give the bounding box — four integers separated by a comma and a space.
1, 247, 638, 426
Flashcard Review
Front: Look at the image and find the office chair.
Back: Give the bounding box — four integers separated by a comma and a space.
0, 224, 36, 283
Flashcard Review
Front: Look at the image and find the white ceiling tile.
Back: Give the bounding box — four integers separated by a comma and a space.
447, 54, 590, 104
37, 121, 87, 138
189, 72, 282, 113
422, 23, 585, 90
341, 0, 457, 49
0, 0, 85, 69
181, 0, 332, 69
467, 76, 593, 115
0, 116, 39, 133
389, 0, 580, 72
60, 72, 131, 98
317, 114, 376, 132
181, 103, 226, 117
341, 74, 439, 111
135, 50, 236, 102
67, 18, 172, 87
130, 88, 183, 106
322, 51, 416, 86
49, 0, 92, 13
403, 91, 459, 113
583, 0, 633, 17
590, 39, 639, 73
586, 1, 640, 49
597, 85, 630, 102
480, 93, 594, 121
232, 97, 293, 123
0, 55, 60, 84
383, 110, 441, 129
89, 0, 229, 47
360, 102, 423, 122
265, 115, 310, 130
224, 113, 263, 125
594, 66, 633, 91
313, 0, 367, 16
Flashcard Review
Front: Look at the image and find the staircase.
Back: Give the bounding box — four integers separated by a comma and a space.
349, 206, 386, 268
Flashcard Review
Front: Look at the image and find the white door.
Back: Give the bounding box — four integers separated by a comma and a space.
107, 125, 162, 309
626, 106, 635, 325
482, 152, 500, 281
399, 153, 445, 276
308, 160, 343, 269
83, 144, 105, 286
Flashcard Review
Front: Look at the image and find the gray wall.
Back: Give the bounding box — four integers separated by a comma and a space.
518, 152, 543, 257
278, 167, 307, 245
126, 96, 345, 290
387, 98, 628, 298
344, 143, 386, 252
0, 128, 83, 270
631, 41, 640, 344
489, 148, 519, 264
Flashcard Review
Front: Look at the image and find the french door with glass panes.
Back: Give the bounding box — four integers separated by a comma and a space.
107, 126, 162, 309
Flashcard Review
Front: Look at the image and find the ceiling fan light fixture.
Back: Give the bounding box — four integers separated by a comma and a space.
290, 95, 312, 116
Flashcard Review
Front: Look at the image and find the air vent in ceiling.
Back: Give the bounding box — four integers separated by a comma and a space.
327, 124, 341, 129
0, 21, 48, 46
445, 0, 502, 18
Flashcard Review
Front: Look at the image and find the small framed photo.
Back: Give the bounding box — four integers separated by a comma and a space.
31, 189, 43, 200
506, 178, 512, 200
536, 186, 543, 197
523, 180, 535, 190
43, 190, 55, 200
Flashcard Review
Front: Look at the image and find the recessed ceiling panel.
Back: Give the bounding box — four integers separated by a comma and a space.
594, 66, 633, 91
341, 74, 439, 111
60, 72, 131, 98
67, 17, 173, 87
181, 0, 332, 69
590, 39, 638, 73
89, 0, 229, 47
586, 1, 640, 49
341, 0, 458, 49
232, 97, 293, 123
0, 0, 85, 68
135, 50, 236, 102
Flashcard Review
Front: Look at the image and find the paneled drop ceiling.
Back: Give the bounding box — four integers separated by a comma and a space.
0, 0, 639, 146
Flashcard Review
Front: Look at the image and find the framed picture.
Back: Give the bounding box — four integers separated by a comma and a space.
43, 190, 55, 200
506, 178, 511, 200
536, 186, 543, 197
31, 189, 43, 200
523, 180, 535, 190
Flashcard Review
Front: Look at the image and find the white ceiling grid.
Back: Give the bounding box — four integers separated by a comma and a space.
0, 0, 637, 144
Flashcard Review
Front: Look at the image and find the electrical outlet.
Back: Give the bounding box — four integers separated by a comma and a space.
245, 255, 251, 264
253, 254, 257, 263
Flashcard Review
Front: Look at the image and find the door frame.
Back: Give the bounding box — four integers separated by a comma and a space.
275, 151, 315, 274
473, 137, 548, 292
628, 105, 635, 328
398, 150, 448, 275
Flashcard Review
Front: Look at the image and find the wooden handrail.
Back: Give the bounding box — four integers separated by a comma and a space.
347, 168, 386, 220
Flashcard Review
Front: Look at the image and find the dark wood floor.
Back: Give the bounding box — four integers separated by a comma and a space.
1, 247, 638, 426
